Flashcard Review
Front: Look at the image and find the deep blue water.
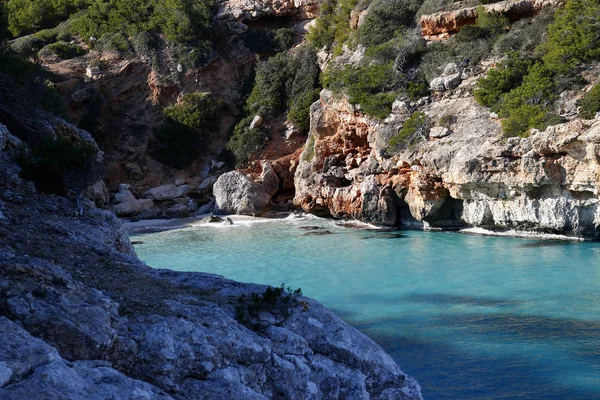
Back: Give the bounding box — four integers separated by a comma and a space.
133, 216, 600, 399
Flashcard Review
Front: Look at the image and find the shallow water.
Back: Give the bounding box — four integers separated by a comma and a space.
133, 216, 600, 399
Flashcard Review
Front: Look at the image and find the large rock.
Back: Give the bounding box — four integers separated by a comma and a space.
83, 180, 109, 208
145, 184, 191, 201
113, 187, 155, 216
259, 161, 280, 197
0, 318, 170, 399
213, 171, 271, 215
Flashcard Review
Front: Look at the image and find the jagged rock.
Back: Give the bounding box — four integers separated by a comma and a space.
259, 162, 280, 197
175, 178, 186, 186
216, 0, 320, 21
295, 85, 600, 237
249, 115, 263, 130
145, 184, 191, 201
124, 163, 143, 180
113, 188, 155, 216
0, 318, 170, 399
213, 171, 270, 215
429, 77, 446, 92
203, 215, 224, 223
443, 73, 462, 90
84, 180, 109, 208
0, 123, 8, 151
199, 176, 218, 191
429, 126, 452, 139
419, 0, 560, 37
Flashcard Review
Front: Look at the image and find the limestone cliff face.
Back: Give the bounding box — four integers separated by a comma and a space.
419, 0, 559, 38
294, 76, 600, 238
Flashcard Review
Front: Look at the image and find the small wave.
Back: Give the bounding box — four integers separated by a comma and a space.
459, 227, 584, 241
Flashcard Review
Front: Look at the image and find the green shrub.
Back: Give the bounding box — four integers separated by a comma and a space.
354, 0, 418, 48
417, 0, 452, 18
4, 0, 90, 37
245, 45, 320, 129
235, 284, 303, 330
579, 84, 600, 119
497, 63, 560, 137
19, 135, 99, 194
438, 114, 457, 128
389, 111, 428, 150
226, 116, 269, 167
307, 0, 358, 52
498, 63, 556, 117
326, 62, 398, 119
243, 28, 294, 53
542, 0, 600, 74
474, 52, 533, 110
95, 33, 130, 53
501, 104, 562, 137
10, 36, 46, 58
492, 8, 555, 56
39, 41, 85, 59
152, 92, 223, 169
288, 89, 320, 133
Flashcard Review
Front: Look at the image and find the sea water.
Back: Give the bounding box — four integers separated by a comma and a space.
133, 215, 600, 399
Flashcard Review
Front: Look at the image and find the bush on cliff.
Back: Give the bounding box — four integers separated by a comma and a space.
152, 92, 223, 169
388, 111, 428, 150
19, 136, 100, 194
474, 52, 533, 111
244, 44, 320, 131
354, 0, 420, 48
578, 84, 600, 119
541, 0, 600, 74
226, 116, 268, 167
307, 0, 358, 53
3, 0, 89, 37
325, 62, 399, 119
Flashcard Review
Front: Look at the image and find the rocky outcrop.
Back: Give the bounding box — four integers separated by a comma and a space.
0, 127, 422, 399
214, 171, 271, 215
419, 0, 560, 38
216, 0, 320, 21
294, 75, 600, 238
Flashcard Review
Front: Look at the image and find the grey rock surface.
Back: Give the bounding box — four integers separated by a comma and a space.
213, 171, 271, 215
0, 131, 422, 399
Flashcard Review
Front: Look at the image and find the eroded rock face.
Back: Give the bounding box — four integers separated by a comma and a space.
419, 0, 559, 38
214, 171, 271, 215
0, 128, 423, 400
294, 80, 600, 238
216, 0, 320, 21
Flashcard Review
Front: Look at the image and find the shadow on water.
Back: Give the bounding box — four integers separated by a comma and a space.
517, 240, 577, 248
330, 296, 600, 400
362, 233, 407, 240
349, 292, 520, 308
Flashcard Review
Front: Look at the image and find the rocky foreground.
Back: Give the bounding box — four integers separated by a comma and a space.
0, 127, 421, 399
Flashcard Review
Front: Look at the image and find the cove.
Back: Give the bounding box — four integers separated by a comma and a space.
133, 215, 600, 399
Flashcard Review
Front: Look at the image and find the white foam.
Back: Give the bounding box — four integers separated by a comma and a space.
459, 227, 584, 241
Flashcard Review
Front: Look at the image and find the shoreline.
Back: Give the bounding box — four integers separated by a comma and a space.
126, 214, 593, 242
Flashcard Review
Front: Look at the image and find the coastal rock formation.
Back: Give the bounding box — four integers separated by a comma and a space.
0, 125, 422, 398
294, 79, 600, 237
419, 0, 559, 38
216, 0, 320, 21
213, 171, 271, 215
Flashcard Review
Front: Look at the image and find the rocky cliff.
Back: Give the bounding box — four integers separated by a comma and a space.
0, 123, 422, 399
293, 67, 600, 238
419, 0, 560, 38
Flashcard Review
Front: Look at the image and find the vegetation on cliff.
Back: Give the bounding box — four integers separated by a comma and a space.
152, 92, 224, 169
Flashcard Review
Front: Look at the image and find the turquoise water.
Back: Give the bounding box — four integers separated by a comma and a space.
133, 216, 600, 399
